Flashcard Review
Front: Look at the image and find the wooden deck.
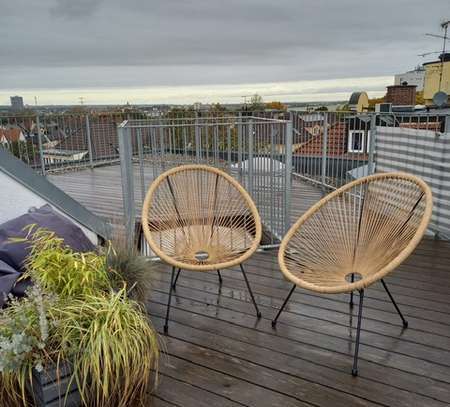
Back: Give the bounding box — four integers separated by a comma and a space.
47, 165, 450, 406
149, 239, 450, 407
48, 164, 324, 226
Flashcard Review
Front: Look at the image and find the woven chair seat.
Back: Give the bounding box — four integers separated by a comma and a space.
142, 164, 262, 271
151, 225, 254, 267
279, 172, 433, 294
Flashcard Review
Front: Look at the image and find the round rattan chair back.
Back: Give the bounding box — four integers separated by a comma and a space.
142, 164, 262, 271
279, 172, 433, 294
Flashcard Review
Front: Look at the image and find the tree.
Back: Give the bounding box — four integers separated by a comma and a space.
265, 101, 286, 111
415, 91, 425, 105
314, 106, 328, 111
368, 96, 385, 110
248, 94, 264, 111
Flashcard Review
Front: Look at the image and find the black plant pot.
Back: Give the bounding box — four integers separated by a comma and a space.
29, 361, 81, 407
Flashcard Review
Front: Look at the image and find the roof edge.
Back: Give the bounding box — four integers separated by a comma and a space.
0, 149, 111, 240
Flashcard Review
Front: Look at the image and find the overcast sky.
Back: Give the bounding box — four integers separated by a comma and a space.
0, 0, 448, 105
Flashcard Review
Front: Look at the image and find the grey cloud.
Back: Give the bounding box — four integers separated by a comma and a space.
0, 0, 448, 92
50, 0, 104, 19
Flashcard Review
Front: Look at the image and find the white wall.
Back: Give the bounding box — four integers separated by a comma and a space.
394, 70, 425, 91
0, 171, 98, 245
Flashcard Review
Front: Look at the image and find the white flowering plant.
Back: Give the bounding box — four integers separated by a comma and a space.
0, 284, 55, 373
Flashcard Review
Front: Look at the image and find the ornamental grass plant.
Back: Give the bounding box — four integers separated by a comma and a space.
0, 226, 159, 406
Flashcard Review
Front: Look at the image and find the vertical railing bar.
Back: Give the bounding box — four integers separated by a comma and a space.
368, 113, 377, 175
238, 113, 243, 183
118, 123, 136, 248
248, 119, 254, 196
195, 113, 201, 163
137, 128, 146, 203
36, 115, 46, 176
85, 114, 94, 169
321, 112, 328, 191
284, 118, 293, 234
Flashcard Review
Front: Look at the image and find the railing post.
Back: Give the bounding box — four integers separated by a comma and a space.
284, 118, 293, 234
36, 115, 46, 176
368, 113, 377, 175
85, 114, 94, 169
195, 112, 201, 163
248, 119, 254, 195
136, 128, 146, 203
321, 112, 328, 191
118, 121, 136, 249
237, 113, 243, 183
445, 115, 450, 133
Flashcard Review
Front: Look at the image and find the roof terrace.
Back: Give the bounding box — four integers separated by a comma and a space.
1, 110, 450, 406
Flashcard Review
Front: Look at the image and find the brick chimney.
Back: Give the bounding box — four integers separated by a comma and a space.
385, 83, 417, 106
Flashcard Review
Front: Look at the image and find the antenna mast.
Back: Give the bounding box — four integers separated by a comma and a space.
424, 20, 450, 91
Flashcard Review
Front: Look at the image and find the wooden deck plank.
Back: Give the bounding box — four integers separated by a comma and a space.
47, 165, 450, 406
148, 310, 449, 406
145, 241, 450, 406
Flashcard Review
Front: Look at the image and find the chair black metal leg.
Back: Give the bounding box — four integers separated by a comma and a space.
217, 270, 223, 285
350, 273, 355, 307
164, 266, 176, 334
239, 264, 261, 318
271, 284, 296, 328
172, 268, 182, 290
352, 289, 364, 376
381, 279, 408, 328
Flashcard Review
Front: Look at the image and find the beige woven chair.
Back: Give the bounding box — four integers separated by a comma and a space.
272, 172, 433, 375
142, 164, 262, 333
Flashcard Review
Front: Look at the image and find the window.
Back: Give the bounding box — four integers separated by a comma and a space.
348, 130, 364, 153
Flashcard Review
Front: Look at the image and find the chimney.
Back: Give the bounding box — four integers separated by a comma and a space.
385, 83, 417, 106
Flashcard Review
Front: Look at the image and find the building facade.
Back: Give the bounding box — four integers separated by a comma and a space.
423, 53, 450, 105
394, 67, 425, 91
10, 95, 24, 111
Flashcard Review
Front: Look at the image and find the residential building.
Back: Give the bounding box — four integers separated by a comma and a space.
10, 95, 24, 111
0, 126, 26, 144
423, 53, 450, 105
394, 66, 425, 91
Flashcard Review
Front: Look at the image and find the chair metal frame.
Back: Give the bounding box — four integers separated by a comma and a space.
272, 172, 433, 375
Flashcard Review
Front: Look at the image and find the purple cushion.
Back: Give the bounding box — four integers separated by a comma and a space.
0, 204, 95, 272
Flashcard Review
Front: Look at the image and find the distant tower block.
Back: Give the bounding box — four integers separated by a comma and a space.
10, 95, 24, 112
348, 92, 369, 112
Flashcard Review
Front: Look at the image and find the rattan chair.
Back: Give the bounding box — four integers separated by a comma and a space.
272, 172, 433, 375
142, 164, 262, 333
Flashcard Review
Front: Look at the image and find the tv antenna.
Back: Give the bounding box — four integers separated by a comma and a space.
423, 20, 450, 91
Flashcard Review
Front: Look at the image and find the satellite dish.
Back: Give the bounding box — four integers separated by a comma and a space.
433, 91, 448, 107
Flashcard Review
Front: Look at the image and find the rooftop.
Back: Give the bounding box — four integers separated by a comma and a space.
3, 109, 450, 406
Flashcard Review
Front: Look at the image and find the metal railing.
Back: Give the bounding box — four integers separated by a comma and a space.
291, 110, 450, 238
2, 109, 449, 239
117, 116, 293, 248
0, 111, 146, 174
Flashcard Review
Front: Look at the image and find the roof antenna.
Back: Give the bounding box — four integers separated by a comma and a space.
424, 20, 450, 91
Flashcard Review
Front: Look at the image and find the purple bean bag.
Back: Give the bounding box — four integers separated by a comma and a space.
0, 204, 96, 304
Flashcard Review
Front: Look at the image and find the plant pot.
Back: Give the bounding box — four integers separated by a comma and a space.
29, 361, 81, 407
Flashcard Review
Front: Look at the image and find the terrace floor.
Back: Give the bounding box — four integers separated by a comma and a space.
48, 163, 323, 226
47, 165, 450, 406
148, 240, 450, 407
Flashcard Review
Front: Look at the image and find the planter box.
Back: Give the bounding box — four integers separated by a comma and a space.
29, 361, 81, 407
